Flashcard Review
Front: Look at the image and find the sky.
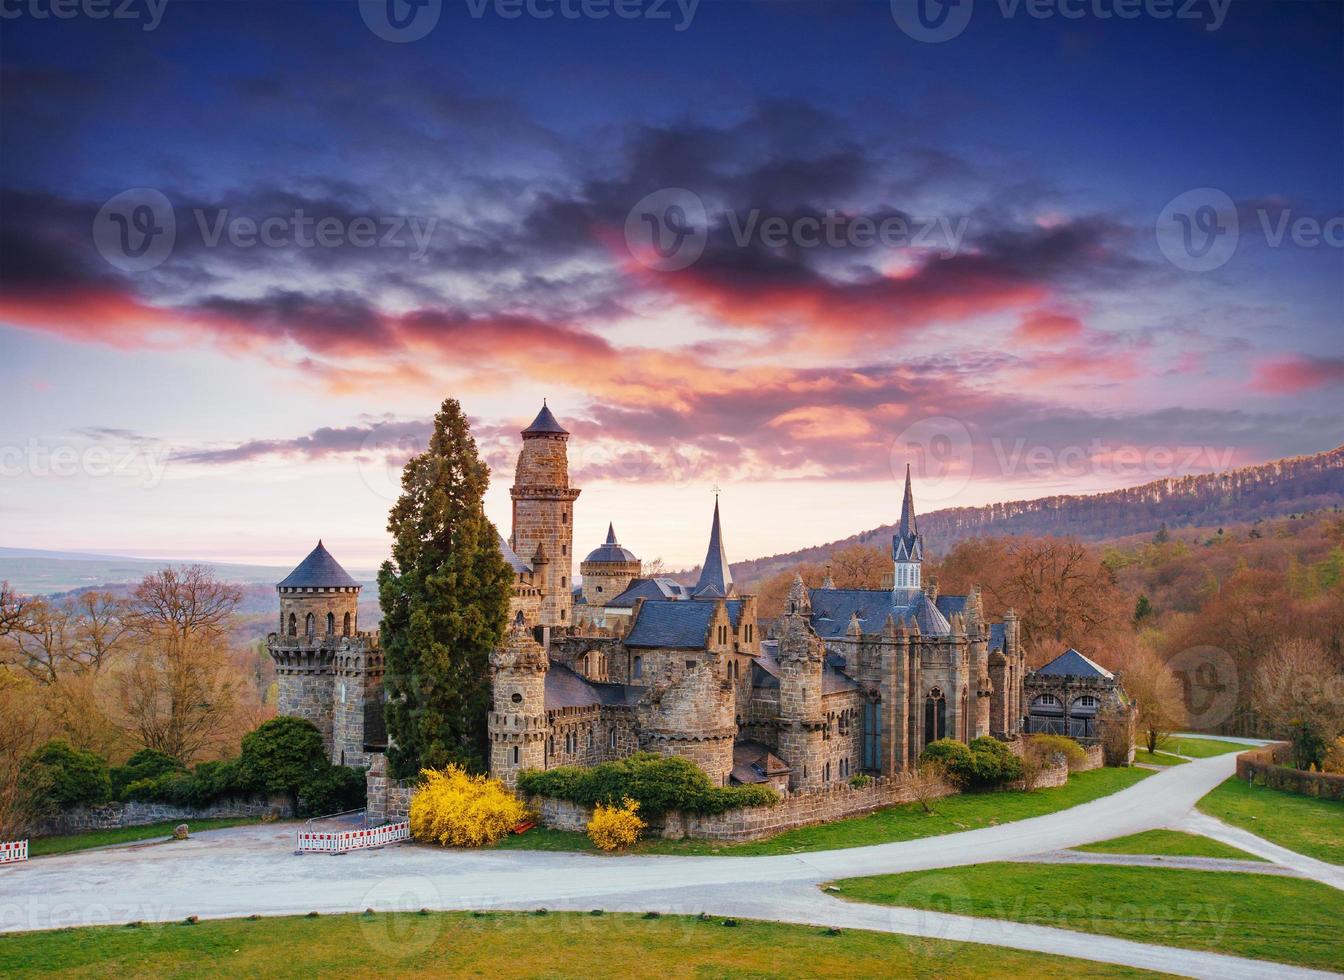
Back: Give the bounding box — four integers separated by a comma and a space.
1, 0, 1341, 573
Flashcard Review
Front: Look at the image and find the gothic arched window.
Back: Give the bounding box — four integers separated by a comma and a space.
343, 612, 352, 636
288, 613, 296, 636
305, 613, 315, 638
326, 612, 335, 635
924, 688, 946, 746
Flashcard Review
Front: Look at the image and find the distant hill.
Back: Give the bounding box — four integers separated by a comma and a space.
728, 444, 1344, 587
0, 549, 377, 596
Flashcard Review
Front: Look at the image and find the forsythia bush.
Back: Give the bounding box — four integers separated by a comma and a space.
1324, 736, 1344, 775
410, 765, 528, 847
586, 797, 644, 851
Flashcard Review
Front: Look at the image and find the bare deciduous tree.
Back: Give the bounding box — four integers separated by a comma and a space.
1118, 648, 1186, 753
1252, 637, 1344, 770
0, 672, 54, 839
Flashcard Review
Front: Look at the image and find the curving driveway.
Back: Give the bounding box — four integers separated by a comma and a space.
2, 747, 1337, 980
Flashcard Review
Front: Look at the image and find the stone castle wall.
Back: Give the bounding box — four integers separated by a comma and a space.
32, 796, 293, 837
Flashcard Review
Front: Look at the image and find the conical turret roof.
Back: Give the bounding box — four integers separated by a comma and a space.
522, 400, 568, 436
584, 522, 639, 564
692, 497, 734, 598
277, 540, 360, 590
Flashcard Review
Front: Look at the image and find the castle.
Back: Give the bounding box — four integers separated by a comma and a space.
268, 403, 1028, 790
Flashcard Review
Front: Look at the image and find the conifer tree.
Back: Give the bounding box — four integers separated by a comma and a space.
378, 399, 512, 777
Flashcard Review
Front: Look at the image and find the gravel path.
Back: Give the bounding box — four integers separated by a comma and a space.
3, 744, 1336, 979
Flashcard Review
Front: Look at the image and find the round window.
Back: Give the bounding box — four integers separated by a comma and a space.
511, 692, 523, 704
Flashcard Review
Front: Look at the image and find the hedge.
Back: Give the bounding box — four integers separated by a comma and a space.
517, 753, 779, 816
920, 737, 1023, 790
21, 740, 111, 815
1237, 743, 1344, 802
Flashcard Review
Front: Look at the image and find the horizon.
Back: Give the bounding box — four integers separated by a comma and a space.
3, 1, 1341, 569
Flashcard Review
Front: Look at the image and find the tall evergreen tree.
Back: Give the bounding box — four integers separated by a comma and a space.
378, 399, 512, 777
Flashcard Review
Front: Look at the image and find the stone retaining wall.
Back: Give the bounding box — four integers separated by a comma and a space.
33, 795, 292, 837
530, 760, 1068, 842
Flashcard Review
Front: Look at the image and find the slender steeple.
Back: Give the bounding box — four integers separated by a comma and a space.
892, 463, 923, 593
692, 496, 735, 598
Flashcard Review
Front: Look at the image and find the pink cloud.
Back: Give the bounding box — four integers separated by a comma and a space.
1251, 355, 1344, 394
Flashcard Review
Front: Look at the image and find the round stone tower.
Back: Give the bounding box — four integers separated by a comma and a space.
777, 575, 827, 790
580, 523, 641, 608
488, 612, 549, 787
510, 402, 581, 628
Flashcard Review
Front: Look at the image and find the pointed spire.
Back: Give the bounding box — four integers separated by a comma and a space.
522, 401, 568, 437
605, 522, 617, 545
900, 462, 917, 540
692, 496, 734, 598
786, 572, 810, 616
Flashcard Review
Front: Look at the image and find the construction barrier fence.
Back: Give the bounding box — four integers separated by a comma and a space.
0, 839, 29, 864
297, 821, 410, 854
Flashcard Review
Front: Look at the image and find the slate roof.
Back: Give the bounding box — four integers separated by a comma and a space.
1036, 648, 1114, 679
892, 463, 924, 562
544, 662, 641, 709
731, 740, 791, 785
905, 590, 952, 636
522, 402, 568, 436
988, 622, 1006, 651
692, 498, 734, 598
625, 599, 716, 648
823, 664, 860, 694
605, 577, 693, 609
935, 594, 968, 618
808, 588, 894, 639
583, 523, 639, 564
277, 540, 360, 590
498, 534, 533, 575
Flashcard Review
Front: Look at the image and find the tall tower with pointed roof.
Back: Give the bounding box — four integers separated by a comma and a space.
269, 540, 384, 767
511, 402, 581, 628
692, 497, 735, 599
892, 463, 924, 598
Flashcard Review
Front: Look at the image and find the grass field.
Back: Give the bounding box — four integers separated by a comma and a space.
1074, 829, 1263, 861
28, 818, 271, 857
833, 862, 1344, 971
1163, 737, 1250, 758
0, 911, 1168, 979
1197, 776, 1344, 865
1133, 750, 1189, 767
492, 766, 1151, 856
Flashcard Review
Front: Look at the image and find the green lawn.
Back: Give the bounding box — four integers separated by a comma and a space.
492, 767, 1151, 856
28, 818, 272, 858
1197, 776, 1344, 865
0, 911, 1168, 979
1074, 829, 1263, 862
833, 863, 1344, 971
1164, 736, 1250, 758
1133, 750, 1189, 767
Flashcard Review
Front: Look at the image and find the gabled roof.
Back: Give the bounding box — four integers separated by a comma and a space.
277, 540, 360, 590
498, 534, 532, 575
731, 740, 791, 785
807, 587, 893, 639
823, 664, 860, 694
692, 498, 734, 598
605, 577, 692, 609
522, 401, 568, 436
625, 599, 717, 649
1036, 648, 1114, 679
583, 523, 639, 564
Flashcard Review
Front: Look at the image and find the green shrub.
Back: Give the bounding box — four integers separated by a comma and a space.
518, 753, 779, 815
238, 717, 329, 799
1027, 734, 1087, 770
22, 740, 111, 815
848, 774, 873, 788
297, 765, 367, 817
920, 737, 1022, 790
111, 749, 186, 800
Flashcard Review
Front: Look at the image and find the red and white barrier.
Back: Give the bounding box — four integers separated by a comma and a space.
0, 840, 28, 864
298, 821, 409, 854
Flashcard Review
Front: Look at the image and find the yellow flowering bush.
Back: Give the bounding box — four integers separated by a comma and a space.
1324, 736, 1344, 775
409, 765, 528, 848
586, 797, 644, 851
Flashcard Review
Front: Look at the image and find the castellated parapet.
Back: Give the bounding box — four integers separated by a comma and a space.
637, 662, 737, 786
